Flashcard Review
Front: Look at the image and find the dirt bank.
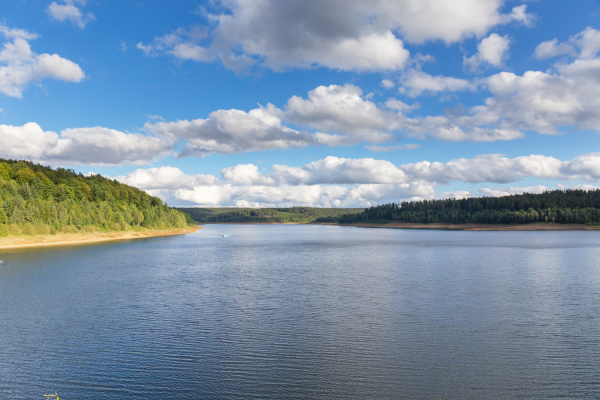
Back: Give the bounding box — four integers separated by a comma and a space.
0, 225, 202, 251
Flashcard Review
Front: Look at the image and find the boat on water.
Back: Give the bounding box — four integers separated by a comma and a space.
0, 260, 4, 265
222, 234, 231, 238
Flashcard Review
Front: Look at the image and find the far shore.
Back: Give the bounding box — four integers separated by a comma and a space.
201, 221, 600, 231
0, 225, 202, 251
335, 222, 600, 231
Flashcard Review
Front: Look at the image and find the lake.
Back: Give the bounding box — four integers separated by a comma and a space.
1, 224, 600, 399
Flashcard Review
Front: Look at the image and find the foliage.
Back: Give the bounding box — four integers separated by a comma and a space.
0, 158, 189, 236
316, 189, 600, 225
179, 207, 365, 223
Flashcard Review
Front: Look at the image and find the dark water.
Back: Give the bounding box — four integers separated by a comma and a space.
1, 225, 600, 399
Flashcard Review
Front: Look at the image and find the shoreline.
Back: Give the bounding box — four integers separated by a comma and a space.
334, 222, 600, 231
201, 221, 600, 231
0, 225, 202, 251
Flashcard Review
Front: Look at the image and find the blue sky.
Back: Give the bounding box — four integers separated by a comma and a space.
2, 0, 600, 207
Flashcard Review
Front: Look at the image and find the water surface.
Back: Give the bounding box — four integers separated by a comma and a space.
1, 225, 599, 399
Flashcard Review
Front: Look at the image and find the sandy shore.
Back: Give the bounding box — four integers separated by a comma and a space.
335, 222, 600, 231
0, 225, 202, 251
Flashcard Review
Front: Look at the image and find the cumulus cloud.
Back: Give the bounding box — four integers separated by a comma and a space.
113, 153, 600, 207
145, 103, 315, 157
407, 45, 600, 138
402, 153, 600, 184
534, 27, 600, 60
47, 0, 95, 29
399, 70, 475, 97
139, 0, 533, 72
381, 79, 395, 89
464, 33, 511, 71
0, 123, 173, 165
366, 144, 421, 152
116, 166, 219, 190
272, 156, 409, 185
145, 84, 423, 156
0, 24, 85, 98
282, 84, 400, 143
136, 26, 214, 63
481, 62, 600, 134
533, 39, 576, 60
479, 185, 549, 197
146, 56, 600, 150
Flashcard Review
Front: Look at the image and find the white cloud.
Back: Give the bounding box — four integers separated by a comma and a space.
533, 39, 576, 60
0, 123, 174, 165
112, 152, 600, 207
139, 1, 533, 72
47, 0, 95, 29
381, 79, 395, 89
145, 84, 417, 157
482, 63, 600, 134
534, 27, 600, 60
136, 26, 214, 63
116, 166, 219, 190
145, 103, 315, 157
0, 25, 85, 98
282, 84, 400, 144
464, 33, 511, 71
272, 156, 408, 185
399, 69, 475, 97
401, 153, 600, 184
366, 144, 421, 152
479, 185, 549, 197
221, 164, 276, 186
0, 122, 59, 159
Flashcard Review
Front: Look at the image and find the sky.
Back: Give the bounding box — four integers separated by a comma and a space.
1, 0, 600, 207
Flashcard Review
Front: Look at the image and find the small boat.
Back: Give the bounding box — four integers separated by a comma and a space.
0, 260, 3, 265
222, 234, 231, 238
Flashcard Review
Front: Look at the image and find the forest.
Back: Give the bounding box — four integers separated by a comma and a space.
179, 207, 365, 224
316, 189, 600, 225
0, 158, 192, 237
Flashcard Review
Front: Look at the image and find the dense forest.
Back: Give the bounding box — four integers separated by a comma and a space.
179, 207, 365, 224
316, 190, 600, 225
0, 158, 192, 237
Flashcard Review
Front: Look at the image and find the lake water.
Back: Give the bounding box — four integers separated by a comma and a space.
1, 224, 600, 399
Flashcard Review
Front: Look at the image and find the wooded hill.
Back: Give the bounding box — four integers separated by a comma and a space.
179, 207, 365, 224
0, 159, 192, 237
316, 189, 600, 225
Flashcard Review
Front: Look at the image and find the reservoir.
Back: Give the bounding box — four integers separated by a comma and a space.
1, 224, 600, 399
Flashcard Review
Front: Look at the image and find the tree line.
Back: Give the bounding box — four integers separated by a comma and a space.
0, 159, 192, 237
315, 190, 600, 225
179, 207, 365, 223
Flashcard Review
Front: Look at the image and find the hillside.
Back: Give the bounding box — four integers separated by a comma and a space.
179, 207, 365, 224
316, 189, 600, 225
0, 159, 192, 237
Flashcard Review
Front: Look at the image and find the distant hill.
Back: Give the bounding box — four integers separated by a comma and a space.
0, 159, 191, 237
315, 189, 600, 225
179, 207, 365, 224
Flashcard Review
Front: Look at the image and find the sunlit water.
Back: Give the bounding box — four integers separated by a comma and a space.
1, 224, 600, 399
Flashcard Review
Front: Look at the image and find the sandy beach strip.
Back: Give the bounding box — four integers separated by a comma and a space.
0, 225, 202, 251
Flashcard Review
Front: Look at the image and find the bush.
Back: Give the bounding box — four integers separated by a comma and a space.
0, 223, 8, 237
37, 224, 51, 235
82, 225, 96, 233
120, 221, 129, 231
50, 227, 57, 235
109, 222, 121, 231
61, 225, 78, 233
9, 224, 21, 235
22, 223, 36, 235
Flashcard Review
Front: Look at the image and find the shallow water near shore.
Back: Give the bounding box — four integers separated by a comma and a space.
1, 224, 600, 399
